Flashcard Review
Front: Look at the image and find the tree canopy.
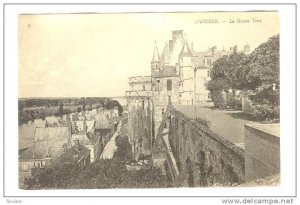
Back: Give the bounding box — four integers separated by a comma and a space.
207, 34, 279, 92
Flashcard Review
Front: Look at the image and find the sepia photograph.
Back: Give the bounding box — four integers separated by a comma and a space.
17, 11, 281, 190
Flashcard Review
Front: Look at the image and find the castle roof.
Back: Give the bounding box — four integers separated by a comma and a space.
154, 65, 178, 78
19, 137, 70, 161
72, 131, 99, 146
34, 127, 70, 142
180, 40, 193, 57
95, 113, 111, 130
19, 126, 71, 161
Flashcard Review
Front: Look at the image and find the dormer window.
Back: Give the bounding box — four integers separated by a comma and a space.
206, 59, 212, 66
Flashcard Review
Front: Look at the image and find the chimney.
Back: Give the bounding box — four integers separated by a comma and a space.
233, 45, 238, 53
211, 46, 217, 55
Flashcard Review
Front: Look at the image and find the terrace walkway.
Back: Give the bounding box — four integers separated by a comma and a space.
100, 122, 122, 159
175, 105, 260, 148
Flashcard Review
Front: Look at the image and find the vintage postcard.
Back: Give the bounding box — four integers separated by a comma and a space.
17, 11, 281, 190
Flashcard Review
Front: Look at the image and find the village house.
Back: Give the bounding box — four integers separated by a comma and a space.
54, 139, 91, 168
19, 126, 72, 186
71, 128, 101, 163
68, 107, 119, 162
68, 115, 102, 163
94, 113, 115, 147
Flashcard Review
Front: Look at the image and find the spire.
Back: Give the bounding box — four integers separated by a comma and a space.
161, 41, 169, 63
190, 41, 194, 52
152, 41, 160, 62
180, 40, 193, 57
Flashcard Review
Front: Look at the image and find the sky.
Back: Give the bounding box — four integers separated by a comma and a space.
18, 12, 279, 98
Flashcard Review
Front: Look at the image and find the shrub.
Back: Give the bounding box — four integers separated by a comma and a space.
251, 103, 280, 121
210, 91, 226, 109
226, 94, 242, 110
195, 117, 211, 128
249, 87, 280, 121
250, 87, 279, 106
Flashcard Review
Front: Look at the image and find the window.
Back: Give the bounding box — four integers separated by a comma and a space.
143, 85, 145, 91
206, 58, 212, 66
167, 79, 172, 91
207, 70, 210, 77
23, 163, 27, 170
156, 80, 160, 91
208, 93, 211, 99
161, 108, 165, 116
134, 115, 137, 124
142, 100, 145, 109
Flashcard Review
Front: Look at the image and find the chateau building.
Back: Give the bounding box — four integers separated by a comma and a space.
126, 30, 250, 157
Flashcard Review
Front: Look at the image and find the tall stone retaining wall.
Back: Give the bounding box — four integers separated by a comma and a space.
154, 105, 245, 187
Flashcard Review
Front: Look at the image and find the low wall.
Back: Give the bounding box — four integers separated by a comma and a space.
153, 105, 245, 187
245, 124, 280, 182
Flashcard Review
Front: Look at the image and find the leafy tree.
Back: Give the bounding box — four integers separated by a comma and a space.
207, 34, 280, 114
208, 34, 279, 92
105, 100, 123, 116
209, 51, 247, 92
246, 34, 279, 88
206, 79, 229, 92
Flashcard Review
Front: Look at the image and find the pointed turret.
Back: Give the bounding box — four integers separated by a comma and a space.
161, 42, 169, 64
151, 41, 161, 72
180, 40, 193, 57
152, 41, 160, 62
